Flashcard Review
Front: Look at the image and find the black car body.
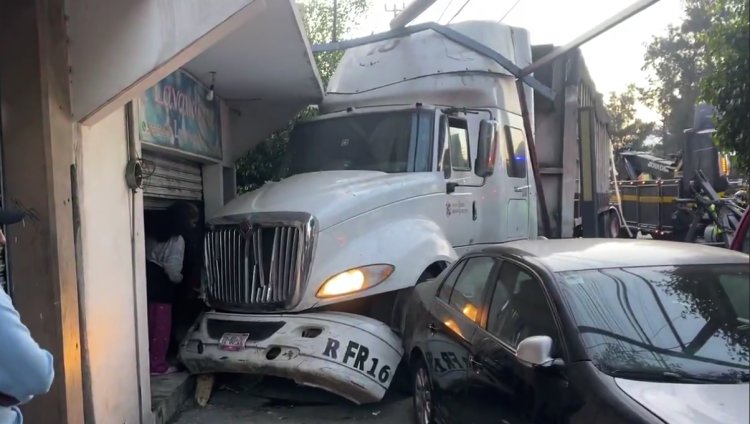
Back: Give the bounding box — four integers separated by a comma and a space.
401, 239, 750, 424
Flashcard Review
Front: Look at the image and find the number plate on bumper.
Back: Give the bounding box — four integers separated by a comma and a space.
218, 333, 250, 351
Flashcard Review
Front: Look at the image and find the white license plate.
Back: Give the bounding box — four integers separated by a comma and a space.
218, 333, 250, 351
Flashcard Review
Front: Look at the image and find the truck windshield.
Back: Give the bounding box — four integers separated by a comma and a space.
557, 264, 749, 383
286, 111, 431, 175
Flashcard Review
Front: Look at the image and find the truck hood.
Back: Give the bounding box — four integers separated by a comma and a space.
615, 378, 749, 424
212, 171, 444, 230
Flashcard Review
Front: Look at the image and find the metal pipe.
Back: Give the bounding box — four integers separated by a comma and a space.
390, 0, 437, 29
516, 79, 552, 237
519, 0, 661, 77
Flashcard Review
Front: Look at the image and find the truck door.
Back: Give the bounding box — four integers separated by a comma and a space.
438, 113, 481, 252
499, 124, 532, 241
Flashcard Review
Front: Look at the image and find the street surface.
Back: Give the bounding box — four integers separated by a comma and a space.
171, 375, 412, 423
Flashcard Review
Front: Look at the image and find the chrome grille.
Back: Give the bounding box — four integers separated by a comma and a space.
204, 213, 315, 310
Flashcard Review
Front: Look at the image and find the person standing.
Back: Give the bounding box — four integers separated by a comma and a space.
145, 201, 199, 375
0, 209, 55, 424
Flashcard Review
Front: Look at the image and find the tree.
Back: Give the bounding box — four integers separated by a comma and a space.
641, 0, 714, 154
606, 84, 658, 151
700, 0, 750, 173
236, 0, 370, 192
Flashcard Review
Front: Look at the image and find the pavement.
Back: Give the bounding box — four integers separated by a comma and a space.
170, 375, 413, 424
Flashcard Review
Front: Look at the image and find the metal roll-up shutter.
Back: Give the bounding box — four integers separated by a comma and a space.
142, 149, 203, 209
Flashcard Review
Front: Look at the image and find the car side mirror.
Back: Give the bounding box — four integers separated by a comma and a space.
515, 335, 555, 368
475, 119, 497, 178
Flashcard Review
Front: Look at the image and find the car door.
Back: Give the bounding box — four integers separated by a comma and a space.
499, 124, 533, 241
467, 260, 570, 424
422, 256, 498, 423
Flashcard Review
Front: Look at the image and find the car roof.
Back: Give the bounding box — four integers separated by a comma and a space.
479, 238, 750, 273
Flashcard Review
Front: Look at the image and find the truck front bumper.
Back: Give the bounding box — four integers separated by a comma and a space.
178, 311, 404, 405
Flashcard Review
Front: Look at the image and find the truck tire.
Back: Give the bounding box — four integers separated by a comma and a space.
387, 268, 440, 396
608, 211, 621, 238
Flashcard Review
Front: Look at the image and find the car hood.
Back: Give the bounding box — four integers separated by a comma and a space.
211, 171, 444, 230
615, 378, 749, 424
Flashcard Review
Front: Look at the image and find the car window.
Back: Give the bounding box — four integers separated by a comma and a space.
448, 118, 471, 172
557, 264, 749, 381
448, 257, 495, 322
504, 126, 527, 178
438, 261, 466, 302
487, 262, 559, 351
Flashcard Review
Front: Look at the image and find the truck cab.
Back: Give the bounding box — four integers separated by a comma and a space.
180, 20, 540, 404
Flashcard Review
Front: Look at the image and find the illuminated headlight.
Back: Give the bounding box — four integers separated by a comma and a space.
316, 264, 395, 298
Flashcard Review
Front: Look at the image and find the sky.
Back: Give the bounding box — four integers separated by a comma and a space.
347, 0, 686, 121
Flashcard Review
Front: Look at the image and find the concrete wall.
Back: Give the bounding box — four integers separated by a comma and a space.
76, 106, 151, 423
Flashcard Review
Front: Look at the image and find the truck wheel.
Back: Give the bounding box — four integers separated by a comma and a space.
391, 268, 439, 334
608, 211, 621, 238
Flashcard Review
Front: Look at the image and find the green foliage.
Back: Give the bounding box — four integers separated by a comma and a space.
700, 0, 750, 174
641, 0, 714, 154
300, 0, 370, 88
606, 84, 658, 151
235, 0, 370, 193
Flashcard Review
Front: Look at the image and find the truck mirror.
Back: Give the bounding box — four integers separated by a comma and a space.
476, 120, 498, 177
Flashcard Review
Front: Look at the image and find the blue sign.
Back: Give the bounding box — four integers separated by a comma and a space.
138, 69, 222, 160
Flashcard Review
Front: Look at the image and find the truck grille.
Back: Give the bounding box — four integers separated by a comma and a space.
204, 213, 316, 311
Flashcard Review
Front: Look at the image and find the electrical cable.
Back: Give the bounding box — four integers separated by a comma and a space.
498, 0, 523, 22
447, 0, 472, 24
438, 0, 455, 22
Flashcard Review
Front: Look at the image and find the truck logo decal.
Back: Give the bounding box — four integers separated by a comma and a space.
239, 221, 252, 238
446, 201, 469, 217
323, 337, 392, 384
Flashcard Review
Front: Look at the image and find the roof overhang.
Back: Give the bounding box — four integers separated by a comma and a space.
68, 0, 323, 138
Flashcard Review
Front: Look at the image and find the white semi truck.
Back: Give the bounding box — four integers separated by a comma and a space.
180, 20, 615, 404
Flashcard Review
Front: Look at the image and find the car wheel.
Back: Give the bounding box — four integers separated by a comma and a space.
413, 358, 435, 424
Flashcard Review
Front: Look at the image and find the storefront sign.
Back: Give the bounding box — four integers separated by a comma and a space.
138, 69, 222, 160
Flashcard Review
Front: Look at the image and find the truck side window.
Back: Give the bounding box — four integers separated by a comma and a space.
504, 126, 528, 178
448, 118, 471, 172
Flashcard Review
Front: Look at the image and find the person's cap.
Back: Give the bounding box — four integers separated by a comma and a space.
0, 208, 25, 225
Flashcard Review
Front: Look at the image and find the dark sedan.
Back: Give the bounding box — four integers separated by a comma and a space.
400, 239, 749, 424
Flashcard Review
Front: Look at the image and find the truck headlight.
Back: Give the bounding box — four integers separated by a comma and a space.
316, 264, 395, 298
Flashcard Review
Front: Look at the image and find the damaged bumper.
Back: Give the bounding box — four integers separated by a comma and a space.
178, 311, 404, 404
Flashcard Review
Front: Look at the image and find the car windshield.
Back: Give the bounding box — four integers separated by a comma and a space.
286, 111, 432, 176
557, 264, 749, 383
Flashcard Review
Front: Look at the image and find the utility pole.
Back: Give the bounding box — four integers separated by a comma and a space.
385, 2, 406, 19
332, 0, 338, 42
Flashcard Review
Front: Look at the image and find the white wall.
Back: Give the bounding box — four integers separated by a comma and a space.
77, 107, 150, 423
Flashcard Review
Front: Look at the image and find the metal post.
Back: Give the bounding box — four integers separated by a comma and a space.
517, 79, 552, 238
390, 0, 437, 29
332, 0, 338, 42
579, 107, 600, 237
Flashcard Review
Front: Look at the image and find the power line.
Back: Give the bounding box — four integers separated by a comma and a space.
497, 0, 523, 22
447, 0, 472, 24
438, 0, 455, 23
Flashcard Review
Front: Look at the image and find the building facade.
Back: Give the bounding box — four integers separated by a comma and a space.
0, 0, 322, 422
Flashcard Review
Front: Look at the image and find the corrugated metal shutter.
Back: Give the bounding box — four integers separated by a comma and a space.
142, 149, 203, 208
